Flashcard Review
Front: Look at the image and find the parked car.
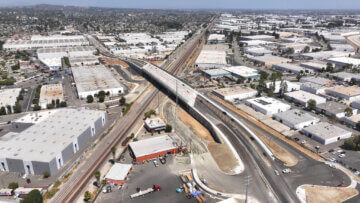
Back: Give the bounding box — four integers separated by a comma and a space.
274, 170, 280, 176
301, 140, 306, 144
153, 160, 159, 167
282, 168, 291, 174
329, 164, 336, 169
338, 154, 345, 158
329, 158, 336, 162
329, 149, 335, 153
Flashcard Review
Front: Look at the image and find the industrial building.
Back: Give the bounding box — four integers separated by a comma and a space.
37, 46, 96, 70
222, 66, 259, 80
213, 86, 257, 102
300, 61, 327, 72
3, 35, 89, 50
301, 122, 352, 145
273, 109, 320, 130
0, 108, 107, 175
208, 34, 226, 43
316, 101, 357, 118
195, 50, 228, 69
250, 55, 292, 68
39, 84, 64, 109
244, 47, 273, 56
144, 117, 166, 132
0, 88, 21, 113
272, 63, 311, 75
350, 100, 360, 110
202, 69, 231, 79
341, 114, 360, 127
128, 134, 185, 162
300, 51, 349, 60
285, 90, 326, 107
242, 35, 275, 41
299, 77, 334, 86
325, 85, 360, 101
326, 57, 360, 67
300, 82, 328, 94
105, 163, 132, 185
265, 80, 300, 93
69, 55, 99, 67
245, 97, 291, 115
71, 65, 124, 99
330, 72, 354, 82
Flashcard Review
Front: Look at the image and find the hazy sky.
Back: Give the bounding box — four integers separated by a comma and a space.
0, 0, 360, 10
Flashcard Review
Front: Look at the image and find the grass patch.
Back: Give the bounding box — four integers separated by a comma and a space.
123, 102, 133, 115
44, 180, 61, 199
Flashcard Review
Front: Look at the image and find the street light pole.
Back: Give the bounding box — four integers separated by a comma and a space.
245, 175, 252, 203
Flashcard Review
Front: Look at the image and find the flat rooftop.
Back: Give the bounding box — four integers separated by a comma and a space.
274, 109, 319, 125
145, 117, 166, 129
251, 55, 291, 63
105, 163, 132, 181
223, 66, 259, 77
326, 85, 360, 97
316, 101, 348, 114
71, 65, 123, 94
300, 77, 333, 86
129, 134, 182, 158
0, 88, 21, 107
213, 86, 257, 97
285, 90, 326, 102
303, 122, 351, 139
247, 96, 290, 109
37, 46, 95, 54
202, 68, 230, 76
0, 108, 105, 162
195, 50, 227, 65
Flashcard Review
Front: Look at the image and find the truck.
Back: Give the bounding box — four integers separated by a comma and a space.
130, 184, 161, 198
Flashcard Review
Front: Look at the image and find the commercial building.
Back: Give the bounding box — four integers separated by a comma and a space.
195, 50, 228, 69
105, 163, 132, 185
272, 63, 311, 75
325, 85, 360, 101
299, 77, 334, 86
300, 82, 328, 94
69, 55, 99, 67
202, 69, 231, 79
128, 134, 185, 162
265, 80, 300, 93
144, 117, 166, 132
330, 72, 354, 82
301, 122, 352, 145
4, 35, 89, 50
213, 86, 257, 102
222, 66, 259, 80
341, 114, 360, 127
242, 35, 275, 41
0, 88, 21, 113
250, 55, 292, 68
285, 90, 326, 107
300, 51, 349, 60
71, 65, 124, 99
316, 101, 357, 118
245, 97, 291, 115
0, 108, 107, 175
244, 47, 273, 56
208, 34, 226, 43
273, 109, 320, 130
326, 57, 360, 68
39, 84, 64, 109
300, 61, 327, 72
350, 100, 360, 110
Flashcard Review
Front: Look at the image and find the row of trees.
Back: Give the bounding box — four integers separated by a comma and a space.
46, 99, 67, 109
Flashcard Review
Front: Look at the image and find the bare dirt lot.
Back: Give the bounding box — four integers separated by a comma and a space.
102, 56, 129, 67
302, 185, 358, 203
148, 60, 164, 66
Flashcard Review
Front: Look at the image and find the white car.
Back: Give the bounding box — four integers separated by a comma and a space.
329, 164, 336, 169
338, 154, 345, 158
337, 149, 344, 153
301, 140, 307, 144
282, 168, 291, 174
153, 160, 159, 167
329, 158, 336, 162
355, 171, 360, 176
274, 170, 280, 176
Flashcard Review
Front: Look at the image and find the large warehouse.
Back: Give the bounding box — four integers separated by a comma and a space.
245, 97, 291, 115
222, 66, 260, 80
71, 65, 124, 99
3, 35, 89, 50
285, 90, 326, 107
0, 108, 107, 175
195, 50, 228, 69
273, 109, 320, 130
128, 134, 185, 162
325, 85, 360, 101
250, 55, 291, 68
301, 122, 352, 145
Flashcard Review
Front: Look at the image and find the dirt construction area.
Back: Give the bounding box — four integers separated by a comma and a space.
102, 56, 129, 67
208, 93, 298, 167
175, 103, 240, 174
302, 185, 358, 203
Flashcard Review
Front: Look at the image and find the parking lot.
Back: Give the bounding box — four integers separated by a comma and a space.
97, 152, 217, 203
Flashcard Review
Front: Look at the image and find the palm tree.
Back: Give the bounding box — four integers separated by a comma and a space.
94, 170, 101, 186
111, 146, 116, 163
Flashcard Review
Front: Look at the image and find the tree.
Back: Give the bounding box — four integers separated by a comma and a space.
94, 170, 101, 186
119, 97, 126, 106
33, 105, 41, 111
165, 124, 173, 132
13, 102, 22, 113
259, 71, 269, 81
43, 171, 50, 178
55, 99, 60, 108
326, 63, 334, 73
356, 121, 360, 131
47, 103, 54, 109
98, 95, 105, 103
0, 107, 6, 115
20, 189, 43, 203
307, 99, 317, 110
84, 191, 91, 201
302, 46, 310, 53
87, 95, 94, 103
345, 107, 353, 117
60, 101, 67, 107
296, 74, 302, 81
6, 105, 12, 114
236, 78, 245, 84
8, 182, 19, 190
111, 146, 116, 163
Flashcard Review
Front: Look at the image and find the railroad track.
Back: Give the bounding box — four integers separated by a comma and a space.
53, 25, 211, 203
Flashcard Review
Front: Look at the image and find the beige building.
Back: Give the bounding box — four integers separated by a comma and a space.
250, 55, 292, 68
325, 85, 360, 101
213, 86, 257, 102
